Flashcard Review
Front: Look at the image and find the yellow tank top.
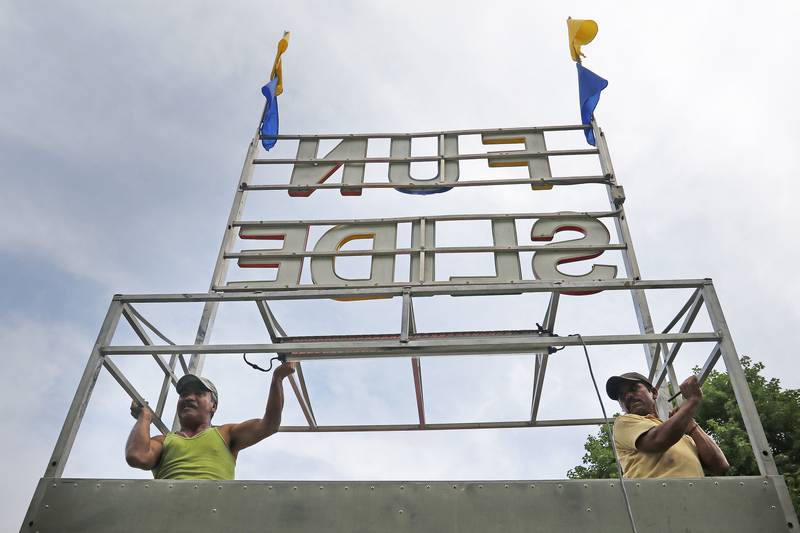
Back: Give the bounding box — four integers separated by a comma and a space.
153, 427, 236, 480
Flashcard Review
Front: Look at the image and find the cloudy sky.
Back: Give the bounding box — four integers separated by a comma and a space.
2, 1, 799, 529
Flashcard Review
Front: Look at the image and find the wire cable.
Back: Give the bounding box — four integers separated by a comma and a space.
242, 353, 282, 373
570, 333, 639, 533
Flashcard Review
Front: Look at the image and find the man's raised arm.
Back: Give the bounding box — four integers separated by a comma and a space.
125, 402, 164, 470
227, 362, 296, 454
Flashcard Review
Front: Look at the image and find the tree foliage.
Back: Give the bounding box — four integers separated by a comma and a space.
567, 357, 800, 512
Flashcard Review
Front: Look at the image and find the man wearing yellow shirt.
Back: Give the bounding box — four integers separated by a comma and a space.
606, 371, 729, 478
125, 362, 296, 480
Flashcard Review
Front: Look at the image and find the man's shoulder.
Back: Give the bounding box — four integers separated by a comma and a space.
614, 413, 659, 429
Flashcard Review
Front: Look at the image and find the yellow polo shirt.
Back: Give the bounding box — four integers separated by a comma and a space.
613, 414, 704, 478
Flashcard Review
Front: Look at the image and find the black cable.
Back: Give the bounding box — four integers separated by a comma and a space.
570, 333, 639, 533
242, 353, 282, 372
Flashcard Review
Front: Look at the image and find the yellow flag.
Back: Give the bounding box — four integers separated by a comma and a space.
567, 18, 598, 61
270, 31, 291, 96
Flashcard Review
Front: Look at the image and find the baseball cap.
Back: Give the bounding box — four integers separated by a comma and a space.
176, 374, 219, 405
605, 372, 654, 400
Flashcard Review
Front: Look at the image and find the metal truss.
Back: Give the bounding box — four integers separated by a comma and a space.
40, 278, 779, 482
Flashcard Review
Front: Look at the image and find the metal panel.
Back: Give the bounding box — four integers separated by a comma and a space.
23, 477, 797, 533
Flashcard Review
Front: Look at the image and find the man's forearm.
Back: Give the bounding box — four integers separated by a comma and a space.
688, 424, 730, 475
263, 374, 286, 433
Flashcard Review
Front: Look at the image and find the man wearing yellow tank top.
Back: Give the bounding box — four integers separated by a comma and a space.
125, 362, 296, 480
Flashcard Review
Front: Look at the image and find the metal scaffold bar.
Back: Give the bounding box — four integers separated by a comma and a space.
242, 176, 609, 191
234, 210, 621, 227
101, 332, 721, 359
592, 119, 672, 418
44, 300, 124, 479
701, 284, 779, 477
652, 290, 706, 390
530, 292, 559, 422
226, 243, 626, 259
254, 300, 317, 427
259, 124, 591, 140
102, 357, 170, 435
278, 418, 609, 432
252, 148, 598, 166
113, 279, 710, 303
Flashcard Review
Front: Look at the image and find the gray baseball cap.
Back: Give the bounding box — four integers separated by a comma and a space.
176, 374, 219, 405
605, 372, 654, 400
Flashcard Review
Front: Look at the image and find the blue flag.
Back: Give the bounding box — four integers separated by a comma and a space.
260, 77, 279, 151
576, 63, 608, 146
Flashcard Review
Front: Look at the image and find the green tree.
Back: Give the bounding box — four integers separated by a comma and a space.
567, 357, 800, 512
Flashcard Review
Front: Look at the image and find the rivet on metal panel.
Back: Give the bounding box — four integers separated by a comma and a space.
636, 483, 641, 488
586, 508, 592, 512
400, 485, 405, 490
426, 485, 431, 490
120, 484, 124, 488
398, 509, 404, 514
293, 486, 298, 491
211, 509, 217, 513
218, 485, 223, 490
662, 483, 667, 487
505, 484, 510, 489
763, 481, 768, 486
52, 483, 56, 487
344, 486, 349, 490
714, 482, 719, 486
557, 484, 563, 490
609, 483, 615, 487
74, 483, 78, 488
583, 484, 588, 489
169, 484, 173, 489
688, 482, 693, 487
771, 506, 777, 509
268, 486, 273, 490
145, 484, 149, 489
194, 485, 198, 490
371, 486, 375, 490
319, 486, 324, 490
530, 484, 535, 488
739, 482, 745, 486
478, 485, 483, 489
243, 485, 248, 490
452, 485, 457, 489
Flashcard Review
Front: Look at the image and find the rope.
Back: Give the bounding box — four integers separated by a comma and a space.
570, 333, 639, 533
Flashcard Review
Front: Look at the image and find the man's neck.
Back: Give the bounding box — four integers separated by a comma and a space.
177, 421, 211, 437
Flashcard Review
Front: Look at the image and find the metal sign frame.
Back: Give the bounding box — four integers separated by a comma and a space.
21, 120, 799, 529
